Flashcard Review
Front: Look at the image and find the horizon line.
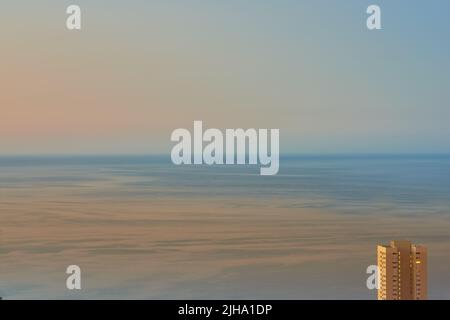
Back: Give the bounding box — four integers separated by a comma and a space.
1, 152, 450, 158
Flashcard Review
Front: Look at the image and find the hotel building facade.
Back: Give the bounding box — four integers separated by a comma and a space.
377, 240, 427, 300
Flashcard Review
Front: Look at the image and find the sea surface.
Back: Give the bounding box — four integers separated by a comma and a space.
1, 155, 450, 299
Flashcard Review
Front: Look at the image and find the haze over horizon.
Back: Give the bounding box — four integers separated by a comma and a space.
1, 0, 450, 155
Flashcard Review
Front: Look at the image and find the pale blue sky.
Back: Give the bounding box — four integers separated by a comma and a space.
1, 0, 449, 154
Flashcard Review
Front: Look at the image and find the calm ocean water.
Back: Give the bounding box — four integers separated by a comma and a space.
1, 155, 450, 299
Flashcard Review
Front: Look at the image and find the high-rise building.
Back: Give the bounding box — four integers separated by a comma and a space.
377, 240, 427, 300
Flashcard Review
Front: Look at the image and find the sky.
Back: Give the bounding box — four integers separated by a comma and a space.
1, 0, 450, 155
